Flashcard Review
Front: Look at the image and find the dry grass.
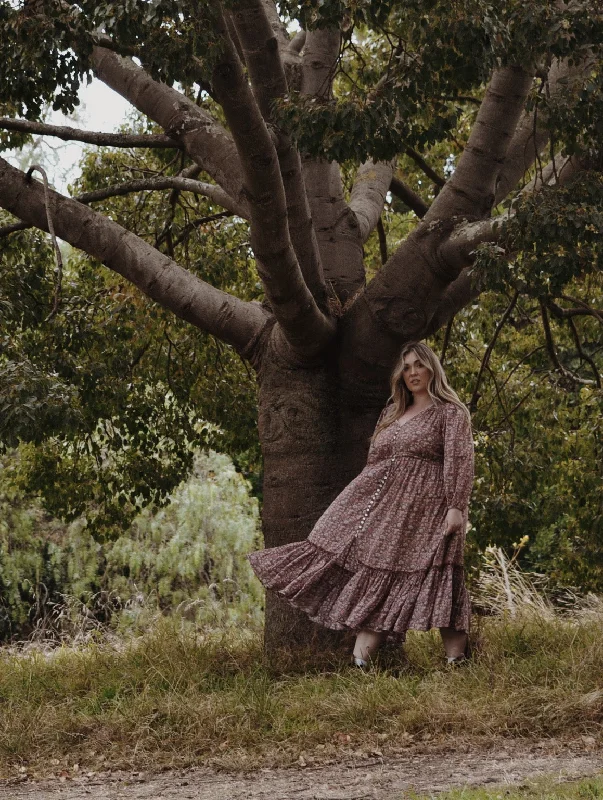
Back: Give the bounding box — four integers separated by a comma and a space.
413, 775, 603, 800
0, 551, 602, 779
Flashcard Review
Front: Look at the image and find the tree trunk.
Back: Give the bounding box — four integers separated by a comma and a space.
256, 325, 389, 659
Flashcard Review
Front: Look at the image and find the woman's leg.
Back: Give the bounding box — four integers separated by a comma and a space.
353, 629, 385, 663
439, 627, 468, 660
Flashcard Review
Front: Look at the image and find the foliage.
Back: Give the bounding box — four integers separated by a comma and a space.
0, 131, 263, 534
430, 289, 603, 590
473, 173, 603, 298
0, 448, 263, 641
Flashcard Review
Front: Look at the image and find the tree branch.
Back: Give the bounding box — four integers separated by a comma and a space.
539, 298, 596, 386
469, 290, 519, 412
0, 176, 247, 240
494, 57, 594, 205
389, 176, 429, 218
349, 160, 394, 242
427, 65, 534, 222
0, 118, 181, 149
90, 47, 245, 204
76, 176, 248, 218
232, 0, 328, 305
0, 156, 267, 363
211, 4, 335, 357
405, 147, 446, 189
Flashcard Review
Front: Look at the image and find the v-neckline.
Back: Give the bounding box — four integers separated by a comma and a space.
396, 403, 436, 429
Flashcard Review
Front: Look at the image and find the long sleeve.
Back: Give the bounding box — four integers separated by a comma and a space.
443, 404, 475, 511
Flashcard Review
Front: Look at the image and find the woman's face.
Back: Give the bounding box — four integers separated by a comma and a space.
401, 350, 432, 396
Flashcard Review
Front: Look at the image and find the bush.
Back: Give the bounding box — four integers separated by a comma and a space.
0, 449, 264, 641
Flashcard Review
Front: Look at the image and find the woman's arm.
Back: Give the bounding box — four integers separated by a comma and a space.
443, 404, 475, 526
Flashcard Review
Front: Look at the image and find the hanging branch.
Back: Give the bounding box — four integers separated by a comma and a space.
566, 317, 602, 388
469, 290, 519, 412
405, 147, 446, 189
539, 299, 595, 386
25, 165, 63, 322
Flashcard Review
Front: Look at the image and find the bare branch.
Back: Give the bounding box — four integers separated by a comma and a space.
469, 291, 519, 412
0, 176, 247, 239
90, 47, 245, 204
232, 0, 328, 304
211, 5, 335, 357
0, 156, 267, 362
0, 118, 180, 149
547, 297, 603, 324
389, 176, 429, 218
76, 176, 248, 218
539, 298, 596, 386
405, 147, 446, 189
349, 160, 394, 242
566, 316, 601, 387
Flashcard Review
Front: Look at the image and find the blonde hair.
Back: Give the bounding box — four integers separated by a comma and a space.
370, 341, 471, 444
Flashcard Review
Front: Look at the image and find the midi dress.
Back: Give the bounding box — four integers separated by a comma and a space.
247, 400, 475, 640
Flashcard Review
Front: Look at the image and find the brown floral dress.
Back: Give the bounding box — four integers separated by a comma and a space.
247, 400, 475, 640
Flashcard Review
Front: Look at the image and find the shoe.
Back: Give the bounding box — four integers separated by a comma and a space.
446, 639, 471, 667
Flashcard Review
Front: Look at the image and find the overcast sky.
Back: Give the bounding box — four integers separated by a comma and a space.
6, 79, 131, 194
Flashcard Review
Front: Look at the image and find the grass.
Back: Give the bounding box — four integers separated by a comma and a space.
413, 775, 603, 800
0, 599, 602, 780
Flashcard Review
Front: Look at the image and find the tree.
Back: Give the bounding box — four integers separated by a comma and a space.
0, 0, 602, 654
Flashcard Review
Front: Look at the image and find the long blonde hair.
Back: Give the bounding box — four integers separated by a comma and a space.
370, 341, 471, 444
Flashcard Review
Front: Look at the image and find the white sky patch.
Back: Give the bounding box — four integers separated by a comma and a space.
5, 79, 131, 194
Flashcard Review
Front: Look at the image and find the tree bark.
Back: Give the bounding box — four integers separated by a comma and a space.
257, 325, 389, 658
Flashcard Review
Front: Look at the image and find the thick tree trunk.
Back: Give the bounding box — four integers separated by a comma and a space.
256, 325, 389, 658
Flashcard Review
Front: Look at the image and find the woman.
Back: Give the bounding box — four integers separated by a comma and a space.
248, 341, 474, 668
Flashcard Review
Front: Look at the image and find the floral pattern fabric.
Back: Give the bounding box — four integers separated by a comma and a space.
247, 401, 475, 640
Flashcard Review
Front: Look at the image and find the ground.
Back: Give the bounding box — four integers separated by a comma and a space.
0, 739, 601, 799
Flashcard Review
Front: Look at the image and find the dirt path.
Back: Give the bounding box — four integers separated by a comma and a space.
1, 740, 601, 800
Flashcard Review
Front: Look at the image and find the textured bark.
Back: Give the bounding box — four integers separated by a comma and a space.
0, 157, 267, 359
211, 6, 335, 358
257, 327, 388, 654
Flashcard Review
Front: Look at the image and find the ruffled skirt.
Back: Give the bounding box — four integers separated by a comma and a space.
247, 537, 471, 641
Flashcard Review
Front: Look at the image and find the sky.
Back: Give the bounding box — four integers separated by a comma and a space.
6, 79, 132, 194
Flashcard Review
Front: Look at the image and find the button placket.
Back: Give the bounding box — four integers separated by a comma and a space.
353, 423, 401, 540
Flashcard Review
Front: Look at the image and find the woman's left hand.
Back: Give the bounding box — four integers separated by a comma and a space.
443, 508, 464, 537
